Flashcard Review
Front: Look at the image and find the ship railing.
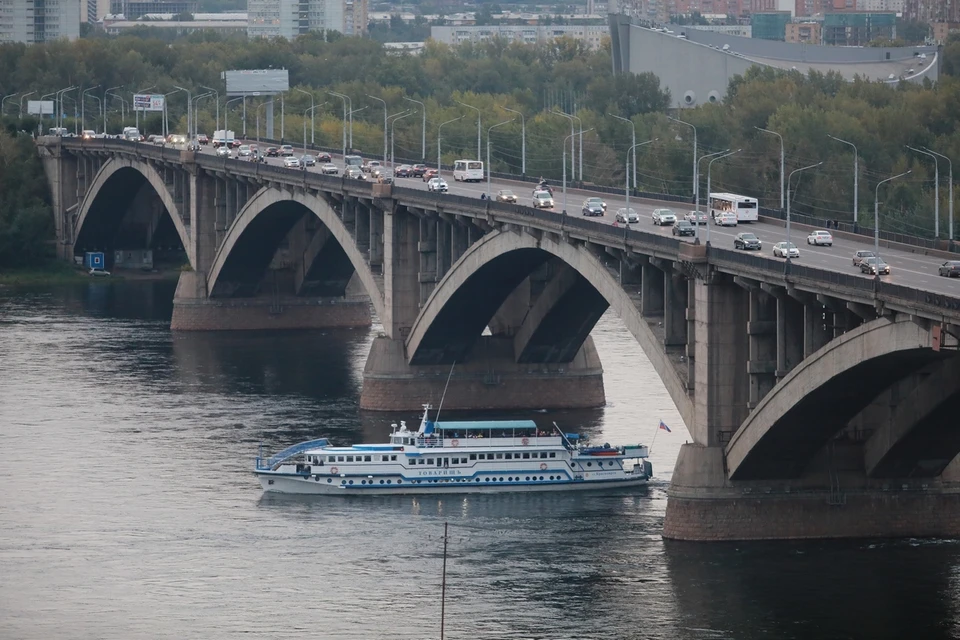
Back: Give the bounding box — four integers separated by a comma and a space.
416, 436, 446, 448
256, 438, 330, 470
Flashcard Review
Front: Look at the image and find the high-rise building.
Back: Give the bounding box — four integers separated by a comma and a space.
904, 0, 960, 23
248, 0, 365, 39
83, 0, 110, 22
0, 0, 81, 43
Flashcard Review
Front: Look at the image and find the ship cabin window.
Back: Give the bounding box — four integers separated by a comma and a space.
346, 456, 355, 462
391, 455, 397, 461
337, 456, 345, 462
549, 452, 556, 458
496, 453, 503, 459
540, 453, 548, 459
470, 454, 477, 460
364, 455, 372, 462
522, 453, 530, 459
328, 456, 336, 462
427, 458, 434, 464
381, 455, 389, 461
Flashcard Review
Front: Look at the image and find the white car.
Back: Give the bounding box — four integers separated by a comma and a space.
652, 208, 677, 225
237, 145, 252, 157
686, 210, 708, 225
215, 146, 231, 158
283, 156, 301, 168
616, 207, 640, 224
773, 242, 800, 259
532, 190, 554, 208
320, 163, 339, 175
807, 230, 833, 246
714, 211, 738, 226
427, 177, 448, 193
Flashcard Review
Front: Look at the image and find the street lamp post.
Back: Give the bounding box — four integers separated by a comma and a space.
256, 100, 269, 147
924, 147, 954, 242
201, 85, 220, 134
57, 86, 78, 130
192, 92, 214, 141
390, 111, 413, 168
454, 99, 481, 160
828, 134, 859, 225
486, 118, 514, 195
786, 162, 823, 261
327, 91, 349, 158
437, 116, 463, 179
624, 139, 658, 221
135, 84, 155, 130
706, 149, 741, 246
86, 95, 102, 136
553, 110, 576, 188
756, 126, 785, 211
667, 115, 697, 201
295, 88, 315, 145
104, 86, 121, 132
403, 96, 426, 162
1, 92, 17, 117
499, 105, 525, 176
302, 102, 326, 156
163, 88, 184, 138
106, 92, 127, 131
611, 114, 637, 190
875, 171, 912, 278
695, 149, 730, 244
908, 145, 940, 238
554, 110, 583, 181
224, 96, 243, 145
173, 85, 191, 143
562, 128, 594, 214
367, 94, 388, 166
40, 92, 56, 132
18, 91, 36, 119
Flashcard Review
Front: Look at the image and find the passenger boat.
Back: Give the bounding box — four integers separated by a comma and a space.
255, 404, 652, 495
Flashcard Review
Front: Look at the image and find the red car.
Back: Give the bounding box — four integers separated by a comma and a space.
266, 147, 279, 157
395, 164, 413, 177
422, 169, 438, 181
317, 152, 332, 163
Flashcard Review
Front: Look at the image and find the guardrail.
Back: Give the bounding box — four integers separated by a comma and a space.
51, 137, 960, 320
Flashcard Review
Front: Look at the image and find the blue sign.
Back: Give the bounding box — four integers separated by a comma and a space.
84, 252, 104, 269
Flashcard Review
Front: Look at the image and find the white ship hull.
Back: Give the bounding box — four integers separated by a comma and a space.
257, 472, 649, 495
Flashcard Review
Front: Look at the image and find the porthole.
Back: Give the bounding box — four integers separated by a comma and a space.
348, 480, 354, 485
397, 479, 403, 484
587, 462, 593, 467
525, 476, 530, 481
387, 480, 392, 484
327, 478, 332, 483
380, 480, 385, 484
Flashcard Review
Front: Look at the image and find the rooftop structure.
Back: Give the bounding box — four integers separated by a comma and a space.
431, 24, 609, 49
610, 14, 938, 107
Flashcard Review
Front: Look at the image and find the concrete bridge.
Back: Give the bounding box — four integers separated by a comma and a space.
39, 137, 960, 541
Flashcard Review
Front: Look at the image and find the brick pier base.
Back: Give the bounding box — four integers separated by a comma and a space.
171, 272, 372, 331
360, 335, 606, 411
663, 444, 960, 541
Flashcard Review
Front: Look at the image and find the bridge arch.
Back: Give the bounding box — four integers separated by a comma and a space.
725, 315, 945, 481
404, 229, 693, 423
206, 188, 384, 320
75, 156, 191, 265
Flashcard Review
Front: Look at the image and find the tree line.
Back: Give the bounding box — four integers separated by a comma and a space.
2, 31, 960, 267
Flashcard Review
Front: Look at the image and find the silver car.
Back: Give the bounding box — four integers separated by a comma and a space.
652, 208, 677, 225
215, 146, 231, 158
773, 242, 800, 259
283, 156, 301, 168
616, 208, 640, 224
321, 163, 339, 175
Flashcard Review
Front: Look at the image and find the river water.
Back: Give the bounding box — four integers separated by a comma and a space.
1, 280, 960, 640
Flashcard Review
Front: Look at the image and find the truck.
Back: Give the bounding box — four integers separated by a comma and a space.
213, 130, 237, 148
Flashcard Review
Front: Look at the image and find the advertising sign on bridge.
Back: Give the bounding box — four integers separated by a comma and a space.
133, 94, 165, 112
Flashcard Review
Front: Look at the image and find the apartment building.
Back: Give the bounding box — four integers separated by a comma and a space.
247, 0, 364, 39
430, 24, 609, 49
0, 0, 81, 43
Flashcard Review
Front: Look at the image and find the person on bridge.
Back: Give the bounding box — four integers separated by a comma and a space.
480, 193, 487, 200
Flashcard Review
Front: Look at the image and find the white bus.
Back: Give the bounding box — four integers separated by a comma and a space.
453, 159, 484, 182
708, 192, 759, 222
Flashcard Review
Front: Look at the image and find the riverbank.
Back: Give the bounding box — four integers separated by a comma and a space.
0, 263, 184, 286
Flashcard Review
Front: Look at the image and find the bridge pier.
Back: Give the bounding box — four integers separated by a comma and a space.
360, 334, 605, 411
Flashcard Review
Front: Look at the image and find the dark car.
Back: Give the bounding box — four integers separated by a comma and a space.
196, 134, 209, 145
939, 261, 960, 277
672, 220, 696, 237
860, 257, 890, 275
581, 199, 604, 217
395, 164, 413, 177
266, 147, 279, 157
734, 232, 762, 250
316, 152, 332, 163
412, 164, 427, 177
422, 168, 438, 181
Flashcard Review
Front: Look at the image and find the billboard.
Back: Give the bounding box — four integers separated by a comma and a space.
223, 69, 290, 97
133, 94, 165, 112
27, 100, 55, 115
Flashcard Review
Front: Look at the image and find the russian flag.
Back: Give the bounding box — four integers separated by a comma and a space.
659, 420, 672, 433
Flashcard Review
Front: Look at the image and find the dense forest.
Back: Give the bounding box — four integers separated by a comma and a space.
2, 31, 960, 269
0, 127, 54, 267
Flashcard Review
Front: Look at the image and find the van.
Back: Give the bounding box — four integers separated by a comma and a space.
344, 154, 363, 168
48, 127, 68, 136
122, 127, 142, 142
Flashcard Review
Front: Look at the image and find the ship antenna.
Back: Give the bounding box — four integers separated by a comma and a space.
434, 361, 456, 424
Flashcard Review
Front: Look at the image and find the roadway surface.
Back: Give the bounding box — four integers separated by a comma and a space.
195, 143, 960, 298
